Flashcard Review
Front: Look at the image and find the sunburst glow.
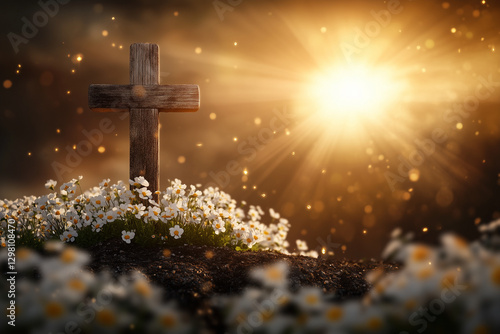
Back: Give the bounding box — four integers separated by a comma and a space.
307, 65, 402, 121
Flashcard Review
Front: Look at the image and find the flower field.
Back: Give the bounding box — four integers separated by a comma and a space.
1, 178, 500, 333
0, 177, 295, 253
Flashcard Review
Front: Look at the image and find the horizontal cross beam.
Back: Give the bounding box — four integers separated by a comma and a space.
88, 84, 200, 112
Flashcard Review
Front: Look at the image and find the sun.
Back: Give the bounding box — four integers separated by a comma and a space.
305, 65, 402, 124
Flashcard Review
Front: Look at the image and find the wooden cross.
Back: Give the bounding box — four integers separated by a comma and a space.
88, 43, 200, 201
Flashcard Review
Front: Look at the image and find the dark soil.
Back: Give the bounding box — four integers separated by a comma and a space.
86, 238, 399, 311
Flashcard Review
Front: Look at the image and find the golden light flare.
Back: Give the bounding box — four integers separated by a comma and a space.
299, 64, 406, 137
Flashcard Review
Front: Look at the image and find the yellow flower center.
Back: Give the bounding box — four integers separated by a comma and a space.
367, 317, 383, 330
96, 309, 116, 326
305, 294, 318, 305
124, 235, 130, 240
17, 248, 32, 260
60, 248, 76, 263
161, 314, 176, 328
491, 266, 500, 286
45, 301, 64, 318
134, 281, 151, 297
412, 245, 430, 262
174, 231, 179, 236
326, 306, 343, 322
68, 278, 85, 291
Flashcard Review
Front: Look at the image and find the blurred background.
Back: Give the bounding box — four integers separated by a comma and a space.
1, 0, 499, 258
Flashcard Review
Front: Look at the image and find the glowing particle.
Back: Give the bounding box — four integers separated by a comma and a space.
242, 185, 247, 189
378, 154, 384, 161
291, 151, 295, 156
209, 113, 216, 120
174, 11, 179, 16
306, 205, 312, 210
321, 248, 326, 254
97, 146, 106, 153
402, 192, 411, 201
111, 16, 116, 20
76, 55, 82, 62
465, 32, 474, 39
285, 129, 290, 135
234, 42, 238, 46
55, 148, 59, 152
71, 69, 75, 73
195, 47, 202, 54
422, 68, 427, 73
337, 196, 342, 202
111, 43, 116, 47
205, 250, 214, 259
243, 169, 248, 175
442, 2, 450, 9
364, 205, 373, 214
475, 131, 479, 136
456, 123, 463, 130
472, 10, 480, 18
416, 45, 421, 50
3, 80, 12, 89
196, 142, 203, 147
363, 230, 367, 234
482, 0, 486, 4
119, 45, 123, 49
56, 129, 61, 134
28, 152, 32, 156
233, 137, 238, 142
67, 90, 71, 95
254, 117, 261, 125
423, 227, 428, 232
253, 185, 257, 190
451, 27, 457, 33
321, 169, 326, 174
261, 193, 266, 198
320, 27, 327, 33
425, 39, 435, 49
72, 145, 76, 150
177, 156, 185, 164
76, 107, 84, 114
409, 169, 420, 182
102, 30, 108, 37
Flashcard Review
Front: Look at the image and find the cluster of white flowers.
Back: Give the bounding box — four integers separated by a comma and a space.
0, 242, 192, 333
0, 177, 291, 251
217, 221, 500, 334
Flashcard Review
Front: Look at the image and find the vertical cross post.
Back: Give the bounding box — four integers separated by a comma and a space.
88, 43, 200, 203
129, 44, 160, 200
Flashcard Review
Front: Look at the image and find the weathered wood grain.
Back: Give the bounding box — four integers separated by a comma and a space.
129, 43, 160, 201
88, 84, 200, 112
88, 42, 200, 202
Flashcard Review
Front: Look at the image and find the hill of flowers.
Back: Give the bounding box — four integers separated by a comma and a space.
0, 177, 297, 253
1, 177, 500, 333
1, 220, 499, 333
